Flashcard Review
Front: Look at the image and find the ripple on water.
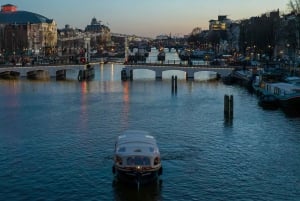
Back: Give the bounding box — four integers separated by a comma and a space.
0, 65, 300, 200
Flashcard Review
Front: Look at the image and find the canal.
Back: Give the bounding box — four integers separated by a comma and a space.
0, 63, 300, 201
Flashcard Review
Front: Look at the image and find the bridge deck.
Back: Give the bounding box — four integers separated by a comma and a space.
0, 65, 86, 77
124, 63, 237, 78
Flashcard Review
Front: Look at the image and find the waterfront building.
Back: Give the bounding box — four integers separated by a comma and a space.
85, 17, 111, 54
209, 15, 231, 31
57, 17, 112, 63
279, 12, 300, 63
57, 25, 85, 58
239, 10, 281, 60
0, 4, 57, 57
156, 34, 170, 40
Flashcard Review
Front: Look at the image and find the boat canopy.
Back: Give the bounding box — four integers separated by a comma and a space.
267, 82, 300, 95
115, 130, 159, 156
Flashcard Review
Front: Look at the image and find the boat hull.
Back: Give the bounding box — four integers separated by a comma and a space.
113, 130, 162, 186
113, 165, 162, 185
279, 95, 300, 110
258, 94, 279, 110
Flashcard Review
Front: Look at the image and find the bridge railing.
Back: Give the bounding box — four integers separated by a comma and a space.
125, 60, 237, 68
126, 60, 199, 66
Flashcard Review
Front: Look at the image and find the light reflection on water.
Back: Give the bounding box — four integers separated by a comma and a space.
0, 63, 300, 201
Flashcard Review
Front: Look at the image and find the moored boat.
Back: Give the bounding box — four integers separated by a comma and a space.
231, 69, 253, 86
262, 81, 300, 111
222, 73, 235, 85
112, 130, 162, 187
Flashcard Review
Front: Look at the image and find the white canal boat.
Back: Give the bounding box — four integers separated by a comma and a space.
112, 130, 162, 186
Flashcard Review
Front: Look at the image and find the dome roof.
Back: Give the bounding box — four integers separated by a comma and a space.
0, 10, 53, 25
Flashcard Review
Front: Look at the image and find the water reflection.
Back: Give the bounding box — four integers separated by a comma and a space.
121, 81, 130, 129
100, 64, 104, 81
282, 108, 300, 118
1, 80, 21, 108
1, 64, 299, 200
113, 180, 163, 201
111, 64, 115, 81
80, 81, 89, 129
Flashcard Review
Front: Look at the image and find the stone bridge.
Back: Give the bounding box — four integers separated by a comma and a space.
123, 64, 236, 80
0, 65, 86, 78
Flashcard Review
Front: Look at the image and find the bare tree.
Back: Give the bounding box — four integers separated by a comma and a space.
287, 0, 300, 13
191, 27, 202, 36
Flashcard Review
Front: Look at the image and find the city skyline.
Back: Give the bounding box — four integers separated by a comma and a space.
4, 0, 288, 37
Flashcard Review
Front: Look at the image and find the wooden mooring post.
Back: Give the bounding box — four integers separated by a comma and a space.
224, 94, 234, 120
171, 75, 177, 94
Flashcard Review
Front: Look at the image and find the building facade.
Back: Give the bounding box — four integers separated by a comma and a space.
0, 4, 57, 58
209, 15, 231, 31
57, 17, 112, 63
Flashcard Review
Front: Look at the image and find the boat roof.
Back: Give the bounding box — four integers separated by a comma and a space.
268, 82, 300, 93
285, 76, 300, 82
115, 130, 159, 156
285, 76, 300, 85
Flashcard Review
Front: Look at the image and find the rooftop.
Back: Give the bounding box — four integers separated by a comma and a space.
0, 4, 53, 25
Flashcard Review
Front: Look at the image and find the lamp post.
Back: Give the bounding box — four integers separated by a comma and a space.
268, 45, 272, 61
286, 43, 292, 73
12, 32, 15, 56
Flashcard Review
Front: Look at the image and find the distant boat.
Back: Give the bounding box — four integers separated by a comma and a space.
230, 69, 255, 89
222, 73, 235, 85
112, 130, 162, 187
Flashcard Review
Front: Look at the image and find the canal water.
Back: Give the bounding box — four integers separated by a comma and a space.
0, 63, 300, 201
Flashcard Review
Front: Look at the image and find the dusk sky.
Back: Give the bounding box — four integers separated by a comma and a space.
5, 0, 288, 37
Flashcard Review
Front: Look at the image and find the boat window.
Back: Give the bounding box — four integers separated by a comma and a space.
154, 157, 160, 165
127, 156, 150, 166
118, 147, 126, 152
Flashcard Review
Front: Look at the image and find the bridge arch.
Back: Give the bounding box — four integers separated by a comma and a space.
123, 65, 234, 81
131, 68, 156, 79
130, 68, 188, 80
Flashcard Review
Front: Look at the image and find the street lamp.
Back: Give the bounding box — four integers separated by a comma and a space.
267, 45, 272, 60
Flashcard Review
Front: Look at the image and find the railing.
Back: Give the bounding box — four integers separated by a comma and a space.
127, 60, 206, 66
126, 60, 237, 69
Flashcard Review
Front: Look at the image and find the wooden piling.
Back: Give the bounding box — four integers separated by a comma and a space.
229, 95, 233, 118
129, 70, 133, 81
224, 95, 229, 117
175, 75, 177, 93
121, 69, 126, 81
224, 94, 233, 119
171, 76, 174, 93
